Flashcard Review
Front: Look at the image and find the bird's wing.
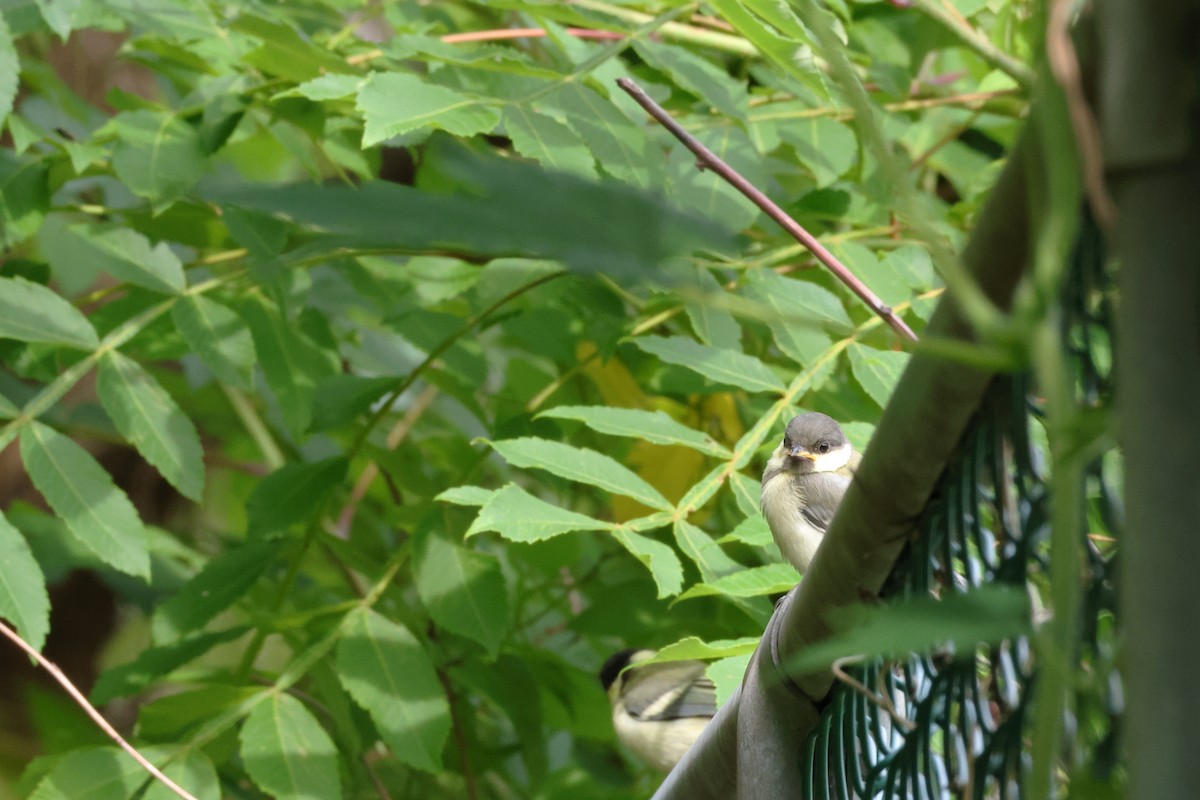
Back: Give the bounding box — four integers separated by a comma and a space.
622, 662, 717, 720
801, 470, 854, 533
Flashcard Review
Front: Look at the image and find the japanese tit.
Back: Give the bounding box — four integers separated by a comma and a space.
760, 412, 860, 574
599, 649, 716, 772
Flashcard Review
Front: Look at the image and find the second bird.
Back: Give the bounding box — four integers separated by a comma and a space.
760, 412, 859, 574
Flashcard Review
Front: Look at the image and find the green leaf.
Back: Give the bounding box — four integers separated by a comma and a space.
28, 747, 146, 800
491, 437, 672, 511
673, 518, 744, 582
416, 535, 508, 656
502, 106, 596, 178
97, 351, 204, 501
676, 563, 800, 601
0, 390, 17, 419
0, 151, 49, 247
848, 343, 910, 407
91, 627, 249, 704
357, 72, 500, 147
151, 540, 282, 643
310, 374, 398, 432
233, 14, 355, 81
787, 586, 1033, 673
0, 10, 17, 130
830, 241, 909, 308
613, 528, 683, 598
435, 485, 494, 507
718, 514, 773, 548
633, 335, 785, 394
239, 294, 339, 436
290, 73, 363, 101
708, 654, 751, 708
779, 117, 858, 187
336, 608, 451, 773
0, 510, 49, 652
550, 83, 660, 188
0, 276, 98, 349
684, 266, 742, 349
634, 41, 747, 119
142, 750, 220, 800
245, 458, 348, 537
223, 206, 289, 258
742, 270, 850, 366
20, 422, 149, 579
171, 295, 257, 389
110, 110, 207, 206
538, 406, 732, 457
466, 484, 613, 543
241, 693, 342, 800
639, 635, 761, 664
50, 225, 185, 294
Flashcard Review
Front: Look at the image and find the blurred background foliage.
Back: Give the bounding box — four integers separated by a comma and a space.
0, 0, 1036, 797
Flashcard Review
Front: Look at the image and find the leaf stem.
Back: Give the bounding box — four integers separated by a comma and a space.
616, 77, 919, 343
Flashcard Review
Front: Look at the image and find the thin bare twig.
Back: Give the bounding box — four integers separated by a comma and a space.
1046, 0, 1116, 229
831, 655, 915, 732
440, 27, 624, 44
0, 621, 200, 800
615, 78, 919, 343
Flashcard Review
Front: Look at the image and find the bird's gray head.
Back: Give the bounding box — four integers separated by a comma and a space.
778, 412, 849, 474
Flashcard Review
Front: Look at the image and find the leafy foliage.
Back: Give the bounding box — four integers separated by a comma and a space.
0, 0, 1034, 797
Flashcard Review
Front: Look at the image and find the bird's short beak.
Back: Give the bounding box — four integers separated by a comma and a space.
788, 446, 816, 460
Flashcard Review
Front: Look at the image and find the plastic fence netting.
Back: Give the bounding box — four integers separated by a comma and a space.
800, 213, 1120, 800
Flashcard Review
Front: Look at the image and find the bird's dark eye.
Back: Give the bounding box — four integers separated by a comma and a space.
782, 438, 791, 449
817, 442, 831, 454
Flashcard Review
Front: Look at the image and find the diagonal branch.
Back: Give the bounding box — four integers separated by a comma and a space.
616, 78, 919, 343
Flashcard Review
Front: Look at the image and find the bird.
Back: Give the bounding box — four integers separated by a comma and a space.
599, 648, 717, 772
760, 412, 860, 574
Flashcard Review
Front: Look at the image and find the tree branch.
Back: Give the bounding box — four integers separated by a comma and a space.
0, 621, 200, 800
616, 77, 919, 343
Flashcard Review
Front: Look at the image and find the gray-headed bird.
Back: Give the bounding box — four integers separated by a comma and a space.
760, 412, 859, 574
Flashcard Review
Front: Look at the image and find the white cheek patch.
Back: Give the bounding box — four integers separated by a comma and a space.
811, 443, 852, 472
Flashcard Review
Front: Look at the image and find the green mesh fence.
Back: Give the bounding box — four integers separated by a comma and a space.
800, 213, 1121, 799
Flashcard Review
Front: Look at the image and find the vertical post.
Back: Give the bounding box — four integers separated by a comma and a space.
1103, 2, 1200, 797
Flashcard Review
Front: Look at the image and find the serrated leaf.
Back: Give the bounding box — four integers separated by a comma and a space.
550, 83, 659, 188
718, 514, 773, 548
245, 458, 347, 537
310, 374, 398, 432
780, 116, 858, 187
708, 654, 751, 707
98, 351, 204, 501
92, 627, 248, 704
28, 747, 146, 800
613, 528, 683, 598
436, 485, 494, 507
110, 110, 207, 205
241, 694, 341, 800
491, 437, 672, 511
54, 225, 185, 294
466, 484, 613, 543
634, 335, 785, 394
831, 241, 909, 308
538, 406, 732, 457
728, 471, 762, 518
0, 152, 49, 248
639, 635, 761, 665
0, 510, 49, 652
0, 10, 17, 130
742, 271, 849, 366
0, 276, 98, 349
357, 72, 499, 147
142, 750, 220, 800
502, 106, 596, 178
152, 540, 282, 642
676, 563, 800, 600
684, 266, 742, 349
673, 518, 744, 582
20, 422, 149, 579
416, 536, 508, 656
336, 608, 451, 772
171, 295, 256, 389
291, 73, 363, 100
848, 343, 910, 407
885, 244, 936, 292
634, 41, 747, 119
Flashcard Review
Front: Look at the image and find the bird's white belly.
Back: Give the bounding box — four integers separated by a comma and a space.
613, 710, 710, 772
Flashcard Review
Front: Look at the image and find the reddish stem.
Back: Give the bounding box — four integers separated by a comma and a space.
440, 27, 624, 44
615, 78, 919, 343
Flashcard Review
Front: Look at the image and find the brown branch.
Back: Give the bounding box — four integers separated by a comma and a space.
436, 667, 478, 800
616, 77, 920, 343
440, 27, 624, 44
0, 621, 200, 800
